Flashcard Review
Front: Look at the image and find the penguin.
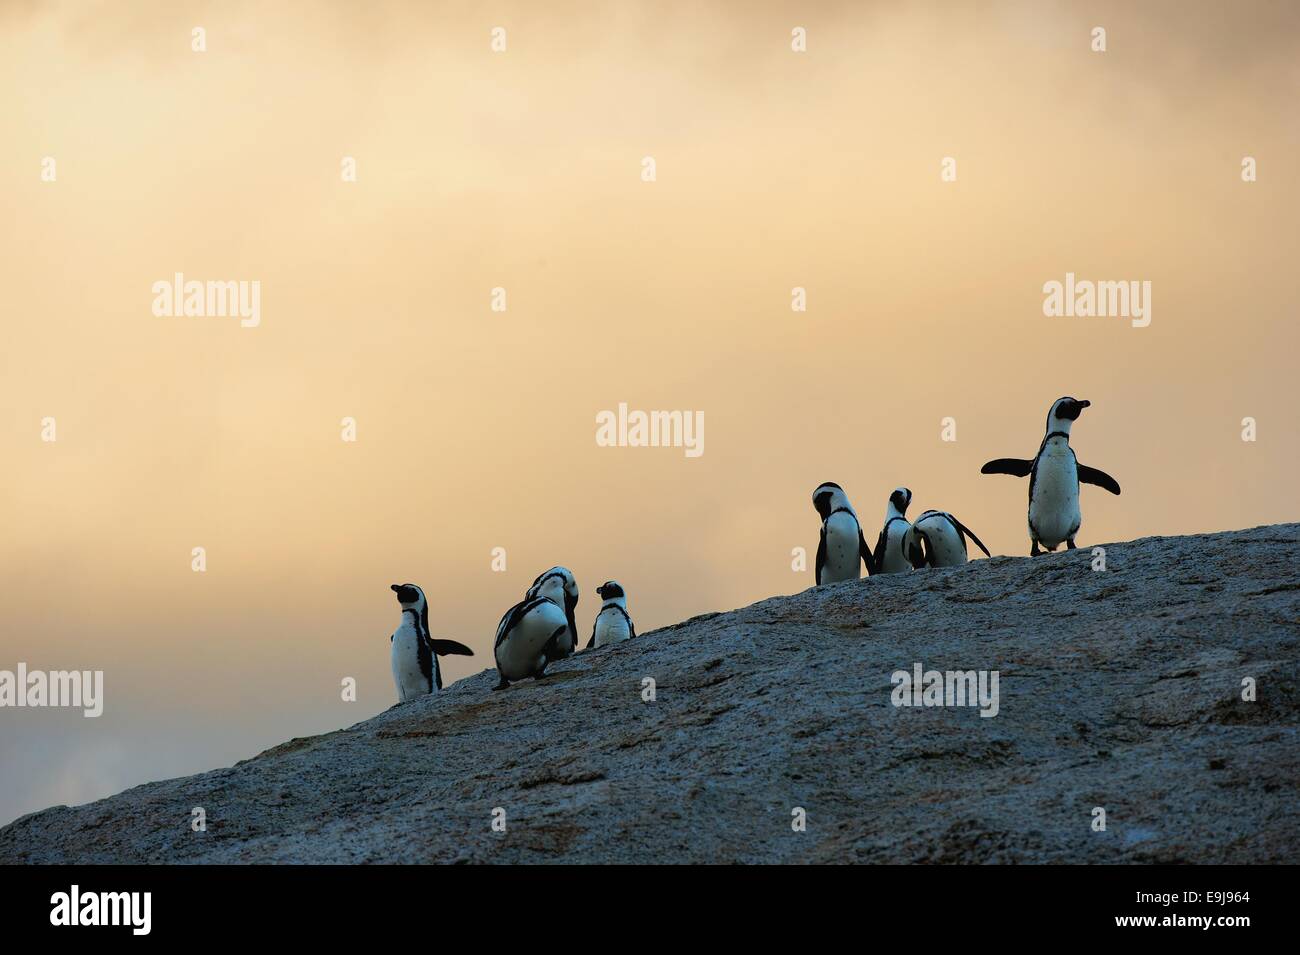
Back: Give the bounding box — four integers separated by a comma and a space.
389, 583, 474, 702
526, 566, 579, 662
873, 487, 919, 574
981, 396, 1121, 555
811, 482, 875, 584
492, 592, 570, 690
910, 510, 992, 568
585, 580, 636, 650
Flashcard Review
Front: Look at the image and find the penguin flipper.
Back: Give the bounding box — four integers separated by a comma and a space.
858, 528, 876, 576
908, 529, 929, 569
431, 639, 474, 656
815, 525, 827, 584
585, 620, 596, 650
951, 517, 992, 558
1078, 464, 1121, 495
872, 529, 887, 572
981, 458, 1034, 477
541, 623, 569, 661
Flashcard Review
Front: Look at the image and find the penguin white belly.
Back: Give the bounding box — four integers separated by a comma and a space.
593, 607, 630, 649
877, 522, 914, 573
1030, 445, 1080, 548
917, 516, 966, 567
821, 512, 861, 583
496, 601, 568, 681
391, 627, 430, 702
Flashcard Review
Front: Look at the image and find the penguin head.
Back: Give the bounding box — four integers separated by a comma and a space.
527, 566, 578, 607
596, 580, 627, 605
390, 583, 425, 609
1047, 397, 1091, 433
886, 487, 912, 519
812, 482, 851, 519
390, 583, 430, 635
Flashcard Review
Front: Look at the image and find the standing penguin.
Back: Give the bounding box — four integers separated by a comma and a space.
873, 487, 919, 574
493, 592, 570, 690
910, 510, 992, 567
585, 580, 636, 650
981, 396, 1121, 555
526, 566, 579, 662
389, 583, 474, 702
811, 482, 875, 584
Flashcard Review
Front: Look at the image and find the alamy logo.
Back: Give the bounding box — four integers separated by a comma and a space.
0, 664, 103, 717
151, 272, 261, 327
891, 662, 999, 717
1042, 272, 1151, 328
595, 402, 704, 458
50, 885, 151, 935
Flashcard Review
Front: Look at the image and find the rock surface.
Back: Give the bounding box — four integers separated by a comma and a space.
3, 524, 1298, 864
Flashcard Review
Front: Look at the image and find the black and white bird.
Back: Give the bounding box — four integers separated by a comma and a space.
389, 583, 473, 702
526, 566, 579, 662
981, 396, 1121, 555
585, 580, 636, 650
811, 482, 875, 584
910, 510, 992, 567
493, 592, 570, 690
873, 487, 918, 574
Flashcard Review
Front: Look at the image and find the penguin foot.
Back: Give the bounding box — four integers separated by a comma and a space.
1030, 540, 1043, 557
1066, 539, 1077, 550
492, 676, 510, 691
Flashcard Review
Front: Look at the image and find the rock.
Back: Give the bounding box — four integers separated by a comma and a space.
2, 524, 1297, 863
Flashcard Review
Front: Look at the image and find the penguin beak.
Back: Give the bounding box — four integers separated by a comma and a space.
1079, 400, 1091, 409
390, 584, 401, 593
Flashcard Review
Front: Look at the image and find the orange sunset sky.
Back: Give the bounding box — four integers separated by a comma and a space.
1, 0, 1297, 825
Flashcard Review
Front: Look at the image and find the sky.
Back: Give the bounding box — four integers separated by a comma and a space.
1, 0, 1297, 827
